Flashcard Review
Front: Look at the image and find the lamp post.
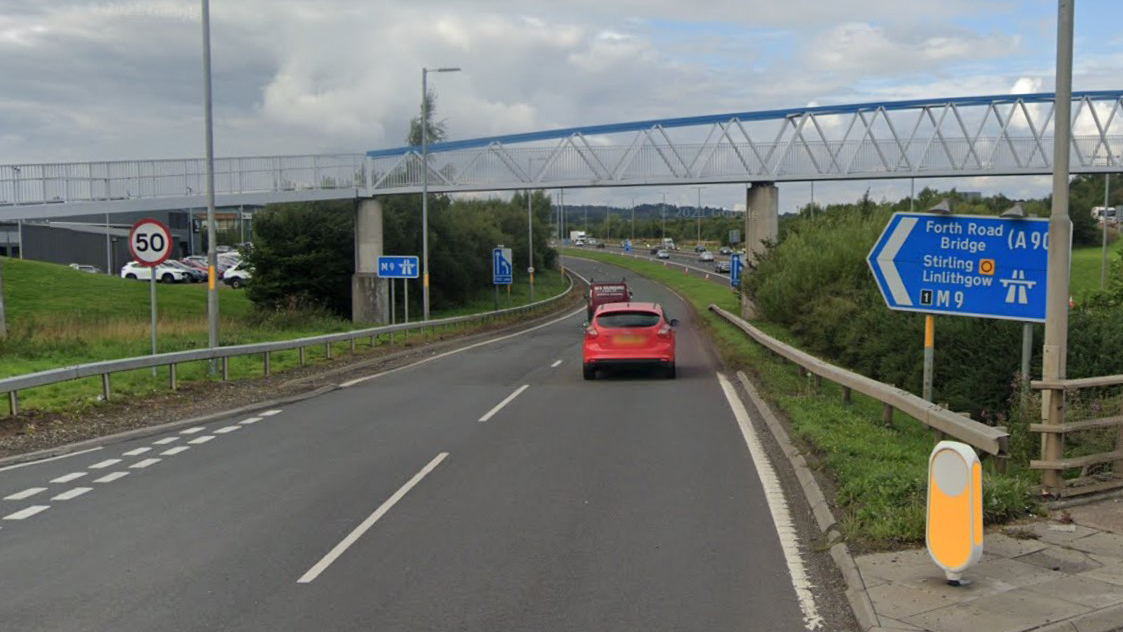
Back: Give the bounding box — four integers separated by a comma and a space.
694, 186, 704, 243
421, 66, 460, 321
661, 192, 667, 241
527, 190, 535, 302
631, 196, 635, 241
201, 0, 218, 357
1101, 174, 1111, 291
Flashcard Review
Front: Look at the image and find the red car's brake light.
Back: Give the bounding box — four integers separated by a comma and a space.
657, 325, 673, 339
585, 326, 599, 338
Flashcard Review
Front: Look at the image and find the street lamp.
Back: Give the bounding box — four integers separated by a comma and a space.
929, 198, 953, 215
631, 196, 635, 241
693, 186, 704, 244
421, 66, 461, 321
661, 192, 667, 241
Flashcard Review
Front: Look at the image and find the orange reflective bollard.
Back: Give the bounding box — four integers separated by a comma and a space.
926, 441, 983, 585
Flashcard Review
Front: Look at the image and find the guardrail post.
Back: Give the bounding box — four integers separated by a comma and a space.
1115, 424, 1123, 476
370, 334, 376, 347
8, 391, 18, 416
221, 357, 229, 381
813, 374, 822, 390
350, 338, 356, 352
263, 351, 271, 377
169, 364, 177, 390
325, 342, 332, 359
101, 373, 111, 401
299, 346, 306, 366
842, 387, 852, 404
882, 403, 893, 427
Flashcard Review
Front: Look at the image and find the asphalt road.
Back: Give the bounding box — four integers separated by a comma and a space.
0, 257, 815, 631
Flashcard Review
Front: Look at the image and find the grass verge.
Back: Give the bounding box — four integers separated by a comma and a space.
0, 257, 569, 415
563, 249, 1039, 550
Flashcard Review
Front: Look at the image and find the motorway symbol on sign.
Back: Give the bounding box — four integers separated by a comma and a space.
493, 248, 513, 285
377, 255, 420, 279
730, 253, 742, 288
867, 212, 1051, 322
128, 219, 173, 267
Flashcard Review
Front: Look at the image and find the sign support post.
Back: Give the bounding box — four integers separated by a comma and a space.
150, 272, 157, 376
128, 219, 173, 378
923, 315, 934, 401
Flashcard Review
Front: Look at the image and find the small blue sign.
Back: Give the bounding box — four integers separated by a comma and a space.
730, 253, 742, 288
377, 255, 419, 279
867, 213, 1050, 322
493, 247, 513, 285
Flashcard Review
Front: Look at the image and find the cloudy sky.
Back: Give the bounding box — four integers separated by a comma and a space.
2, 0, 1121, 211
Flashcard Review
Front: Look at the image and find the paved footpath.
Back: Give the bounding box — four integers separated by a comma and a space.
854, 496, 1123, 632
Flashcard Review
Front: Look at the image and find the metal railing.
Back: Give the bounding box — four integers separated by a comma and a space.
1030, 374, 1123, 496
1, 273, 576, 416
709, 305, 1009, 457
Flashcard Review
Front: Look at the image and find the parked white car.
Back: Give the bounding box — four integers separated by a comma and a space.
120, 261, 188, 283
222, 260, 252, 288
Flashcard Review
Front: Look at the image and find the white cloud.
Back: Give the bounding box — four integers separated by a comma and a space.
806, 22, 1020, 76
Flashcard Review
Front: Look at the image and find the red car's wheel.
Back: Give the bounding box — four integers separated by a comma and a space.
583, 365, 596, 381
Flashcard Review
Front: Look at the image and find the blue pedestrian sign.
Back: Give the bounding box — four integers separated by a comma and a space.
730, 253, 742, 288
867, 213, 1051, 322
493, 247, 513, 285
377, 255, 419, 279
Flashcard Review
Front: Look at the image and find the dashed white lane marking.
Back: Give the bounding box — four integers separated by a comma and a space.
4, 505, 50, 520
123, 447, 151, 456
94, 472, 129, 483
89, 459, 122, 469
52, 487, 92, 501
259, 410, 282, 417
716, 373, 823, 631
130, 458, 161, 469
340, 306, 586, 388
160, 447, 190, 456
297, 452, 449, 584
238, 417, 263, 425
180, 427, 206, 434
153, 437, 180, 445
214, 426, 240, 434
50, 472, 87, 484
478, 384, 530, 423
0, 447, 103, 473
188, 435, 215, 445
550, 360, 562, 368
4, 487, 47, 500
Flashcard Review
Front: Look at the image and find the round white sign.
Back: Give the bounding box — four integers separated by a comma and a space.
128, 219, 173, 267
528, 266, 535, 273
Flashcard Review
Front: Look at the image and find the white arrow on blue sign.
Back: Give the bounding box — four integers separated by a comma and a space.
867, 213, 1051, 322
493, 247, 513, 285
377, 255, 420, 279
730, 253, 742, 288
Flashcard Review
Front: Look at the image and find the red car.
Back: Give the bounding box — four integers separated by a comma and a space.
582, 302, 677, 380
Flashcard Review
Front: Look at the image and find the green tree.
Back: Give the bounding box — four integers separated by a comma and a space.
408, 90, 448, 146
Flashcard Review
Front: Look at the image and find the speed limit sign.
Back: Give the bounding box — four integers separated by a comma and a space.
128, 219, 173, 266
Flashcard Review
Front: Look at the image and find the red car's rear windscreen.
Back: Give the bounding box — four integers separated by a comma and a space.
596, 311, 661, 328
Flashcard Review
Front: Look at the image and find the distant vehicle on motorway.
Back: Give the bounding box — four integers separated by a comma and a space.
714, 260, 731, 273
656, 249, 671, 259
120, 261, 188, 283
649, 247, 660, 255
694, 244, 707, 253
574, 239, 585, 246
596, 242, 606, 248
582, 302, 677, 380
719, 247, 733, 255
698, 251, 714, 261
585, 279, 633, 320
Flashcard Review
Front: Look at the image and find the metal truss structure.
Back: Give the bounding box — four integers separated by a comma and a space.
3, 92, 1123, 220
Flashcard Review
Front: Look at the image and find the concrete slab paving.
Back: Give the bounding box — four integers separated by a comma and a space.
970, 557, 1065, 588
1066, 532, 1123, 560
1023, 575, 1123, 610
1063, 499, 1123, 535
903, 590, 1090, 632
1031, 522, 1100, 545
866, 582, 963, 621
1019, 546, 1106, 574
1079, 560, 1123, 587
985, 532, 1051, 558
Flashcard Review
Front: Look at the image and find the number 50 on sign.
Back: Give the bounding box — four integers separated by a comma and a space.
128, 219, 173, 266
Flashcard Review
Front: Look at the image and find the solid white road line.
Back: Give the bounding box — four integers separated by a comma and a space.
89, 459, 122, 469
297, 452, 449, 584
214, 426, 240, 434
339, 307, 586, 388
49, 472, 87, 484
188, 435, 215, 445
123, 447, 151, 456
160, 446, 190, 456
477, 385, 530, 423
0, 446, 103, 474
180, 427, 207, 434
259, 410, 282, 417
4, 505, 50, 520
94, 472, 129, 483
4, 487, 47, 500
716, 373, 823, 631
130, 458, 161, 469
153, 437, 180, 445
550, 360, 562, 368
239, 417, 263, 425
52, 487, 92, 501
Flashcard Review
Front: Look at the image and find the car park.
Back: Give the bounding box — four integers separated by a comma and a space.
68, 263, 102, 274
164, 260, 206, 283
120, 261, 188, 283
582, 302, 677, 380
714, 260, 731, 273
698, 251, 714, 261
655, 249, 671, 259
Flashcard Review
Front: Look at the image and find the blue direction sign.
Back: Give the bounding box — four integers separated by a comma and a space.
730, 253, 742, 288
377, 255, 419, 279
867, 213, 1050, 322
493, 247, 513, 284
